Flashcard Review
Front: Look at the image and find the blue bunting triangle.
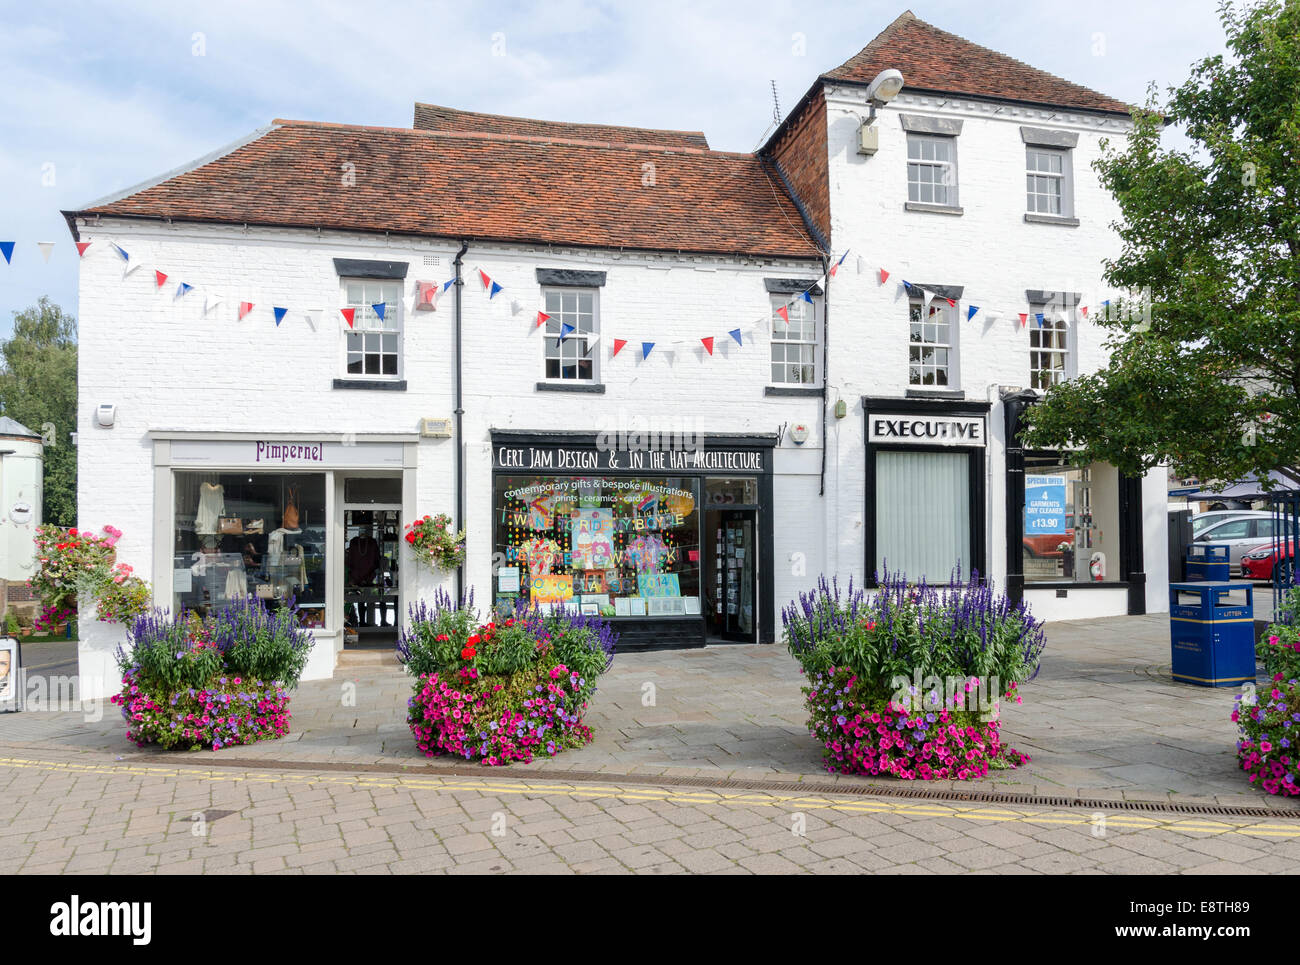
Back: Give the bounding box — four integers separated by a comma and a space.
559, 322, 575, 341
729, 328, 742, 346
801, 290, 813, 304
176, 282, 194, 299
967, 305, 979, 320
0, 242, 13, 265
273, 307, 288, 326
372, 302, 386, 321
642, 341, 655, 359
442, 279, 455, 293
489, 281, 502, 299
1035, 313, 1045, 327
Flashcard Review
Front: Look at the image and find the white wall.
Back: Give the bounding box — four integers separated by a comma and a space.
74, 220, 826, 690
0, 436, 43, 583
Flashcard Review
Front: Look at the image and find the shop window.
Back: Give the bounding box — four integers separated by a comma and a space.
494, 475, 699, 616
1029, 314, 1071, 390
542, 288, 599, 382
174, 472, 328, 625
1022, 459, 1121, 582
705, 477, 759, 506
875, 450, 970, 581
907, 133, 958, 206
908, 297, 957, 388
343, 279, 402, 379
770, 294, 820, 385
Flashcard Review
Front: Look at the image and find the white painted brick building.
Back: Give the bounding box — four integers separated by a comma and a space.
67, 12, 1167, 697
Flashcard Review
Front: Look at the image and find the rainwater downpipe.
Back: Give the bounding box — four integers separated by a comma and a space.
453, 240, 469, 602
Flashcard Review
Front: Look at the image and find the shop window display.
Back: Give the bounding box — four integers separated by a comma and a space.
174, 473, 327, 624
1021, 459, 1120, 583
494, 476, 700, 617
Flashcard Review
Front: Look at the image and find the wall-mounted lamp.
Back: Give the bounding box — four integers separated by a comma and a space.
858, 68, 904, 156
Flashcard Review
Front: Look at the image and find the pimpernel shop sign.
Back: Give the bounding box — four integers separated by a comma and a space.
493, 443, 766, 474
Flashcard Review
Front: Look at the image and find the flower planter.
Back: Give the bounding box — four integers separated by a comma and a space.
784, 572, 1043, 782
112, 598, 313, 751
408, 662, 594, 765
112, 671, 291, 751
804, 666, 1028, 780
398, 590, 615, 766
1233, 672, 1300, 796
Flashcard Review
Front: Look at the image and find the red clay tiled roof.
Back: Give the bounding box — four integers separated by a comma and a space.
825, 11, 1132, 114
413, 102, 710, 149
72, 120, 820, 259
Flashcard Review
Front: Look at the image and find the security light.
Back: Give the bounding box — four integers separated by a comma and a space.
866, 69, 904, 105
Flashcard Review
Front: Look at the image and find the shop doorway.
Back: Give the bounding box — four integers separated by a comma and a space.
705, 509, 757, 642
340, 475, 402, 649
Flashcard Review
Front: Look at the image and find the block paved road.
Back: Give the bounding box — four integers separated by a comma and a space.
3, 753, 1298, 875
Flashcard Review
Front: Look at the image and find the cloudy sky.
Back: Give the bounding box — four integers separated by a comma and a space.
0, 0, 1229, 335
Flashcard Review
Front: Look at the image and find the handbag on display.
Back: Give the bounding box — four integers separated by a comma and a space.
219, 517, 244, 536
254, 583, 275, 600
244, 518, 265, 535
283, 486, 300, 529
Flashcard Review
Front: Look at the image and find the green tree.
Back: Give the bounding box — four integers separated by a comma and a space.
0, 297, 77, 524
1023, 0, 1300, 487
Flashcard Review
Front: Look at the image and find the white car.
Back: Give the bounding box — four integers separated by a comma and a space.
1193, 513, 1279, 573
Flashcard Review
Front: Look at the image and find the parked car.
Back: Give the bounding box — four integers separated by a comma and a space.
1191, 509, 1268, 537
1193, 514, 1279, 573
1241, 540, 1296, 585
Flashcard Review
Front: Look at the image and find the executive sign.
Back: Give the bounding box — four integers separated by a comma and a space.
868, 414, 986, 447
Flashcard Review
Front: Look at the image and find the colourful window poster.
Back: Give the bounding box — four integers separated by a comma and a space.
526, 493, 554, 530
530, 574, 574, 605
1025, 474, 1068, 535
571, 508, 614, 569
638, 573, 681, 597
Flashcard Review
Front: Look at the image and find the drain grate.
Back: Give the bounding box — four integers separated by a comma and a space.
130, 754, 1300, 821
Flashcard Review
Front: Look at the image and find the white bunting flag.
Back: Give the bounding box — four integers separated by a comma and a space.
36, 242, 54, 262
204, 294, 223, 315
305, 309, 322, 332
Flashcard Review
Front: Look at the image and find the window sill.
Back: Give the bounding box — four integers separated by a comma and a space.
905, 201, 963, 216
535, 381, 606, 394
905, 388, 965, 400
332, 378, 407, 391
1022, 581, 1126, 590
765, 385, 823, 397
1024, 213, 1080, 227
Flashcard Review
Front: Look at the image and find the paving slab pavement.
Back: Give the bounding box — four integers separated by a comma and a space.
2, 613, 1297, 812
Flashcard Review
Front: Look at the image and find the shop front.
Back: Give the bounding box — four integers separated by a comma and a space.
490, 430, 775, 649
1002, 390, 1146, 616
862, 398, 990, 585
149, 432, 419, 674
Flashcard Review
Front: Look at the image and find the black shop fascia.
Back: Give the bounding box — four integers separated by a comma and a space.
490, 430, 775, 650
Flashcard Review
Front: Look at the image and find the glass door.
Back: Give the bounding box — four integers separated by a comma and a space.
341, 476, 402, 649
706, 509, 756, 641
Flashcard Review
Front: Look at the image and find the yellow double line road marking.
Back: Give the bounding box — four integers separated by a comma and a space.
3, 754, 1298, 838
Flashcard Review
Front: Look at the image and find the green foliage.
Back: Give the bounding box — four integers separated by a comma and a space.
0, 297, 77, 525
1260, 586, 1300, 679
1022, 1, 1300, 485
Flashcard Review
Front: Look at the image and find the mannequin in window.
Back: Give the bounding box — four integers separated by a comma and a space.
347, 525, 382, 626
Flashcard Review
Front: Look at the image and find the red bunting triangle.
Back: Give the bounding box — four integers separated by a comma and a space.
612, 338, 628, 357
1018, 313, 1028, 327
946, 298, 956, 307
829, 264, 838, 277
701, 337, 714, 355
340, 308, 356, 328
776, 305, 790, 325
478, 269, 492, 290
878, 268, 889, 284
75, 241, 92, 258
154, 270, 168, 288
535, 311, 551, 328
1080, 306, 1088, 318
239, 302, 254, 320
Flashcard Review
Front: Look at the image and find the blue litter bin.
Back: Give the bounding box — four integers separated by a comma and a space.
1169, 582, 1255, 687
1185, 544, 1231, 582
